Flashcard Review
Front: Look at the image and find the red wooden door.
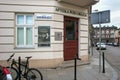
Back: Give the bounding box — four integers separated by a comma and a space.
64, 16, 78, 61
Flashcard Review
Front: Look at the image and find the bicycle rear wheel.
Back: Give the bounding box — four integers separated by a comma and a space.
7, 67, 18, 80
26, 68, 43, 80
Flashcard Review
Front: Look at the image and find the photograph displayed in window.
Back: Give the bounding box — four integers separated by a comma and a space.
16, 14, 34, 47
38, 26, 50, 47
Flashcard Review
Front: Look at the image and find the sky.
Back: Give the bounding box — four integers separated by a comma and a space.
92, 0, 120, 27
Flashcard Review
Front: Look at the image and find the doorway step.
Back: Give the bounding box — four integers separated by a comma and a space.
59, 60, 90, 68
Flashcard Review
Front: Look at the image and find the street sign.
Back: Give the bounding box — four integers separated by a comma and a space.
91, 10, 110, 24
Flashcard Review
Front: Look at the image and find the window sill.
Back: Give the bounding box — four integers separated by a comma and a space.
14, 46, 35, 49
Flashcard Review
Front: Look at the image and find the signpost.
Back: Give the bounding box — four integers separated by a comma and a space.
91, 10, 110, 24
91, 10, 110, 72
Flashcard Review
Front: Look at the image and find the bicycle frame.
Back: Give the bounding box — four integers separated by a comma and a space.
10, 57, 30, 78
7, 54, 43, 80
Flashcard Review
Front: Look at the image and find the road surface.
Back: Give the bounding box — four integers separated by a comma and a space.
104, 46, 120, 80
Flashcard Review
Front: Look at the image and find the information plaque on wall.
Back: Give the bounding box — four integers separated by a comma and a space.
55, 32, 62, 41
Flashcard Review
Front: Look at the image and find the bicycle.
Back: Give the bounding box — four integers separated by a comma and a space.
6, 53, 43, 80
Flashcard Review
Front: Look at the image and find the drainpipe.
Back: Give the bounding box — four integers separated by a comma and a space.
89, 5, 94, 56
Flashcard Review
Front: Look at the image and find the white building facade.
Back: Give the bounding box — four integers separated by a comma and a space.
114, 30, 120, 45
0, 0, 98, 68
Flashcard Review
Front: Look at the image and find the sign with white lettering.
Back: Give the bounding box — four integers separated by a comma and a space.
36, 14, 52, 20
91, 10, 110, 24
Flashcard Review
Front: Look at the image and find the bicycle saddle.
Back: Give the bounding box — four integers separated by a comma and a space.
25, 56, 32, 59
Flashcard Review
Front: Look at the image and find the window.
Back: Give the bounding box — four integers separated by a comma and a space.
111, 30, 114, 34
102, 34, 105, 38
38, 26, 50, 47
106, 30, 109, 34
102, 30, 104, 34
66, 20, 76, 40
97, 32, 99, 34
16, 14, 34, 47
119, 31, 120, 35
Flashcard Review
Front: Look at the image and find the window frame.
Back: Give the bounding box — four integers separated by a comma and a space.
16, 14, 34, 48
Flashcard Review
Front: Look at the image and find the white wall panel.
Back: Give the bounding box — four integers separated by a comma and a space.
0, 53, 14, 60
51, 44, 63, 51
0, 21, 14, 27
80, 44, 88, 50
80, 38, 88, 43
0, 52, 63, 61
34, 37, 38, 44
0, 12, 14, 19
0, 45, 14, 52
80, 19, 88, 24
80, 31, 88, 37
53, 52, 63, 58
35, 21, 53, 28
52, 21, 63, 29
15, 52, 54, 59
51, 29, 63, 36
32, 44, 63, 52
34, 28, 38, 36
53, 14, 63, 21
80, 50, 88, 56
0, 5, 55, 13
0, 37, 14, 43
51, 37, 63, 43
80, 25, 88, 31
0, 29, 14, 35
0, 0, 55, 6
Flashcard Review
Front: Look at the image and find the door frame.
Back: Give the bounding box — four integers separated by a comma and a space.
64, 16, 79, 61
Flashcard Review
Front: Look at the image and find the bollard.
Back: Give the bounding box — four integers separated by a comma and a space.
18, 57, 21, 80
74, 54, 81, 80
74, 55, 77, 80
102, 52, 105, 73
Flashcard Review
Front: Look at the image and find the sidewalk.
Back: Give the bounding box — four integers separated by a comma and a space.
38, 47, 118, 80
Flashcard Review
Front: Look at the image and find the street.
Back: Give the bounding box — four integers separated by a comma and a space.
99, 46, 120, 80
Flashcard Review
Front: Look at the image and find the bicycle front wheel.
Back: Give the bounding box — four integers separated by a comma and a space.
7, 67, 18, 80
26, 68, 43, 80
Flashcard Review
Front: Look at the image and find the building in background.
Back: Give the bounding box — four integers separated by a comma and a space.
93, 26, 117, 44
114, 29, 120, 45
0, 0, 98, 68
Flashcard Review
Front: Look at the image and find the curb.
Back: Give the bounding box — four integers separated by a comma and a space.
105, 57, 118, 80
111, 67, 118, 80
92, 47, 118, 80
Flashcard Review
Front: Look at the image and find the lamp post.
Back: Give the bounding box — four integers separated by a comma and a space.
94, 9, 102, 72
91, 10, 110, 73
98, 11, 102, 73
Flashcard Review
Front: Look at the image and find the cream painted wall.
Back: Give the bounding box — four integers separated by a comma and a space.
0, 12, 14, 19
0, 0, 89, 65
0, 21, 14, 28
0, 37, 14, 44
79, 17, 89, 56
0, 29, 14, 35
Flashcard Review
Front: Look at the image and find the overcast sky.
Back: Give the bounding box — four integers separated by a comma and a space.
92, 0, 120, 27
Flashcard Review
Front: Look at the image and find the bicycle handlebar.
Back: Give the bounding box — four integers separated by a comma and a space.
7, 53, 15, 62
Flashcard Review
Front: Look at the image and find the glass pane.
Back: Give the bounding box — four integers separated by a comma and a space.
66, 20, 75, 40
26, 28, 33, 45
17, 15, 24, 25
26, 15, 33, 25
17, 28, 24, 45
38, 26, 50, 47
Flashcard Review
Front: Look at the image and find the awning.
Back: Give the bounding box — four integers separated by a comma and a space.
57, 0, 99, 7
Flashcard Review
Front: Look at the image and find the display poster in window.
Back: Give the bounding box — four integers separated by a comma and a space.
38, 26, 50, 47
